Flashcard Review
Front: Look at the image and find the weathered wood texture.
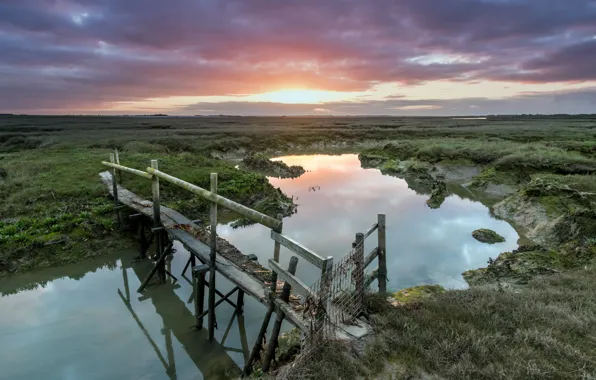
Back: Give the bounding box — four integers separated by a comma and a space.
363, 223, 379, 240
208, 173, 218, 342
99, 171, 305, 329
377, 214, 387, 293
364, 247, 379, 269
270, 231, 326, 268
146, 167, 282, 231
101, 161, 153, 179
263, 256, 299, 372
268, 259, 313, 298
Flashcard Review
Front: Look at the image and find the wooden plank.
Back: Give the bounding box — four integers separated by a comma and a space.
270, 231, 325, 269
364, 247, 379, 269
268, 259, 313, 298
362, 223, 379, 240
102, 161, 152, 179
146, 167, 282, 231
273, 298, 305, 330
169, 228, 269, 304
365, 269, 379, 288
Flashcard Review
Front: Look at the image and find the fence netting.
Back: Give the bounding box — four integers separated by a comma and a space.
277, 238, 369, 379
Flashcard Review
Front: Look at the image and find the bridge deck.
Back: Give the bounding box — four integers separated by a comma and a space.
100, 171, 305, 329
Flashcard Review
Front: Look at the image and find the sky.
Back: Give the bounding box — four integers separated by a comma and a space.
1, 0, 596, 116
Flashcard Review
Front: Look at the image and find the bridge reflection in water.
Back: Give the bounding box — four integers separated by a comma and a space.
118, 256, 248, 380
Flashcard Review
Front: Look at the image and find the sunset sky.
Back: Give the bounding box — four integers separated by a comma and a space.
1, 0, 596, 116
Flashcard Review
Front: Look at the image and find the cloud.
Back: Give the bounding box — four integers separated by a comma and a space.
175, 87, 596, 116
0, 0, 596, 113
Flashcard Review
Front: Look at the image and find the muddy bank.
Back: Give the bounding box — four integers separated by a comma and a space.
241, 154, 305, 179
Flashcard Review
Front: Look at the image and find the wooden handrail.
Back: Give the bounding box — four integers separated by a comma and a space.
268, 259, 314, 298
270, 231, 326, 269
362, 223, 379, 240
102, 161, 153, 179
146, 167, 282, 231
364, 247, 379, 269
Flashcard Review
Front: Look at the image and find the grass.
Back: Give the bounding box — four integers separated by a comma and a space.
289, 267, 596, 380
0, 147, 294, 275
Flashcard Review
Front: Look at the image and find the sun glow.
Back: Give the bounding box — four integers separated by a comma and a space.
250, 89, 355, 104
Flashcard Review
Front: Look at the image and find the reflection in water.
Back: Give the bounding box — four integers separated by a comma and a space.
0, 154, 521, 379
220, 154, 520, 290
0, 246, 254, 380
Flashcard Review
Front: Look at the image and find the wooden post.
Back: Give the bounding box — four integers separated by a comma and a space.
243, 301, 275, 375
208, 173, 218, 341
114, 148, 122, 183
354, 232, 365, 307
262, 256, 299, 372
270, 213, 283, 292
151, 160, 164, 282
377, 214, 387, 293
110, 153, 123, 227
236, 290, 245, 314
193, 264, 209, 329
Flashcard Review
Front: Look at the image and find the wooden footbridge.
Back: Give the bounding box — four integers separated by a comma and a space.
100, 150, 387, 375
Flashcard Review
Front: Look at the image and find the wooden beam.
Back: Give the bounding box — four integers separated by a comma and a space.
270, 231, 325, 269
363, 223, 379, 240
102, 161, 152, 179
268, 259, 313, 298
364, 247, 379, 269
365, 269, 379, 288
146, 167, 282, 231
377, 214, 387, 293
208, 173, 218, 342
262, 256, 299, 372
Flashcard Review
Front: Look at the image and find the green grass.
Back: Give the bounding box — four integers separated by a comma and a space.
0, 148, 294, 275
290, 267, 596, 380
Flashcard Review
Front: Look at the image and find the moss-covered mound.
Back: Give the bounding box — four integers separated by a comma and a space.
389, 284, 446, 306
472, 228, 506, 244
242, 154, 305, 179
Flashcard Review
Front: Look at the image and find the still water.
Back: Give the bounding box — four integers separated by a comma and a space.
0, 154, 519, 379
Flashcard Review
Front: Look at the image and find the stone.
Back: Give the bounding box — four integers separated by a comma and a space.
472, 228, 506, 244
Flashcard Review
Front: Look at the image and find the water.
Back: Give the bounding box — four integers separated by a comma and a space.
0, 154, 520, 379
219, 154, 519, 289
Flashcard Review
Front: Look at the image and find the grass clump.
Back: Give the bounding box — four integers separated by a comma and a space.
472, 228, 506, 244
364, 267, 596, 380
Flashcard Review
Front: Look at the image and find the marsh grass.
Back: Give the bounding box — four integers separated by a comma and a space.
289, 268, 596, 380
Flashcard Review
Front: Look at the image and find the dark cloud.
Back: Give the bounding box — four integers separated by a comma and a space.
1, 0, 596, 113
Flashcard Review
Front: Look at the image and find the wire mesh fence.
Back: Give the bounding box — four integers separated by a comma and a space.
277, 238, 369, 378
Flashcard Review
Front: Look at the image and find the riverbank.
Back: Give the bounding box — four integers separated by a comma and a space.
0, 148, 296, 276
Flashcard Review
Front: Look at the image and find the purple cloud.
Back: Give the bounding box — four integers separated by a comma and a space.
1, 0, 595, 113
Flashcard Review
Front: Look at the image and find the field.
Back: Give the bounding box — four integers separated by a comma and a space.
2, 114, 596, 379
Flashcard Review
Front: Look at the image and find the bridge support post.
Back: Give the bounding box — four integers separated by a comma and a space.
262, 256, 299, 372
377, 214, 387, 293
151, 159, 166, 283
110, 153, 123, 228
208, 173, 218, 341
354, 232, 365, 309
193, 264, 209, 330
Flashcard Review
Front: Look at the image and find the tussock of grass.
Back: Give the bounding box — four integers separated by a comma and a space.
293, 268, 596, 380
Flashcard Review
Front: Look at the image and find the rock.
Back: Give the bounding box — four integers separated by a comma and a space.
0, 168, 6, 178
472, 228, 506, 244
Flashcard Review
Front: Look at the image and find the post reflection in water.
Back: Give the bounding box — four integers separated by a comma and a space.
117, 256, 249, 380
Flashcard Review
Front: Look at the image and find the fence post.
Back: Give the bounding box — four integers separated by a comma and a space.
193, 264, 209, 329
208, 173, 218, 341
262, 256, 299, 372
270, 213, 283, 292
114, 148, 122, 184
354, 232, 365, 308
377, 214, 387, 293
110, 153, 123, 228
151, 159, 164, 282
